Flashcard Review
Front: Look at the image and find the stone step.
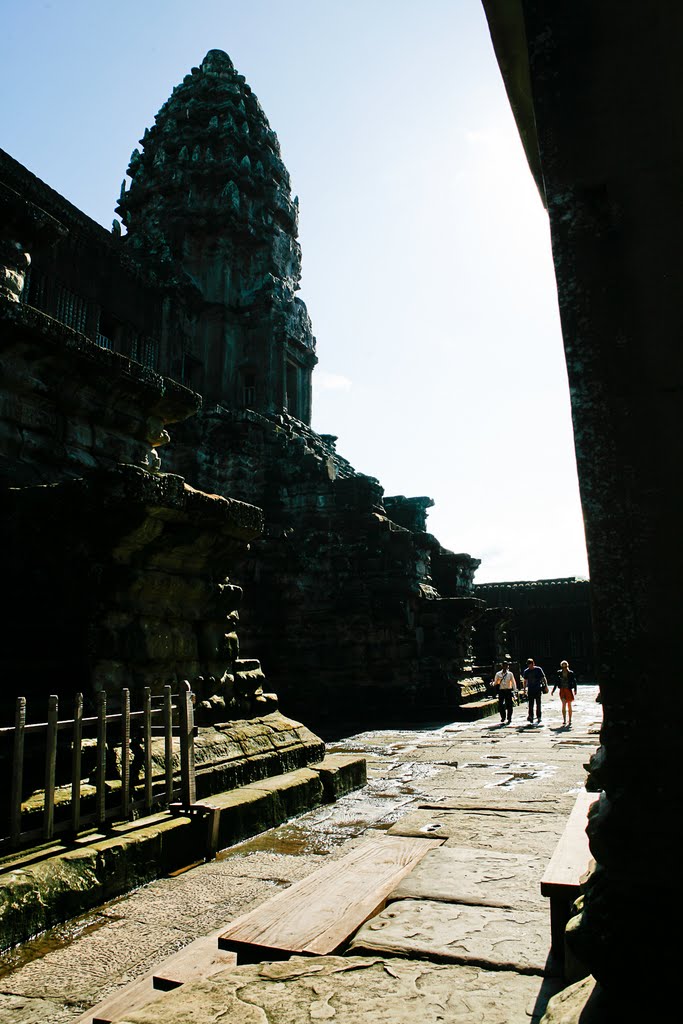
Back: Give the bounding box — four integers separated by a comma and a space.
453, 697, 499, 720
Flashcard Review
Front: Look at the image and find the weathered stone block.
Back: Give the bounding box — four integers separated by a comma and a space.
106, 955, 545, 1024
349, 899, 552, 974
312, 753, 367, 802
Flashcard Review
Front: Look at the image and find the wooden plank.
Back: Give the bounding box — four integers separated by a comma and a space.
163, 685, 174, 804
540, 789, 597, 895
121, 689, 131, 820
143, 687, 153, 811
96, 691, 107, 827
218, 833, 444, 961
43, 695, 58, 840
10, 697, 26, 846
73, 935, 236, 1024
71, 693, 83, 833
87, 976, 161, 1024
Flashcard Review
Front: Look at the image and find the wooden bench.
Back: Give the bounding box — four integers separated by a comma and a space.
218, 832, 444, 963
74, 934, 237, 1024
540, 788, 599, 958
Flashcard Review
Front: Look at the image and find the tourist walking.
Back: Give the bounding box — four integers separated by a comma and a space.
523, 657, 548, 724
493, 659, 517, 724
552, 659, 577, 726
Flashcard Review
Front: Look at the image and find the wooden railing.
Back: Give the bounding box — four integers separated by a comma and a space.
0, 683, 196, 853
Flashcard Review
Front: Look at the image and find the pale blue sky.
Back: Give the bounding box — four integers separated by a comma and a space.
0, 0, 589, 583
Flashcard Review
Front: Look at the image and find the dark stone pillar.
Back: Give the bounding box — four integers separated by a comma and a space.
520, 0, 683, 1005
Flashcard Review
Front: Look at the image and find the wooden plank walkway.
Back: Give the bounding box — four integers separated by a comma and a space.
218, 833, 444, 963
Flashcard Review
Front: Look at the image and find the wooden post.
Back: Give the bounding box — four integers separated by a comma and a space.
96, 690, 107, 827
164, 685, 173, 805
143, 687, 153, 811
71, 693, 83, 834
178, 681, 196, 806
10, 697, 26, 847
121, 689, 130, 819
44, 695, 58, 841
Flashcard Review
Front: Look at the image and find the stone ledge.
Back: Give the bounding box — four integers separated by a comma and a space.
454, 697, 499, 720
197, 767, 325, 848
0, 300, 199, 426
0, 813, 195, 951
311, 754, 368, 802
0, 755, 367, 953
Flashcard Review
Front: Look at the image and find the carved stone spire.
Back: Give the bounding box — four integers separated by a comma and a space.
117, 49, 316, 419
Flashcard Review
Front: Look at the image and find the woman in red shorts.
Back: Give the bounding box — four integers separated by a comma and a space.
552, 659, 577, 727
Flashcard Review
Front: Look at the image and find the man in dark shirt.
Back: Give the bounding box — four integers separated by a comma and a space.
523, 657, 547, 724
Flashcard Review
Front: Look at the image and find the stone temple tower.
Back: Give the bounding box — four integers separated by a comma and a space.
117, 49, 317, 423
111, 49, 495, 727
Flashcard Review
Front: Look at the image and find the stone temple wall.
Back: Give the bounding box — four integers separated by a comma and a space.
475, 578, 594, 678
114, 49, 503, 727
1, 50, 508, 730
0, 179, 273, 733
165, 404, 490, 726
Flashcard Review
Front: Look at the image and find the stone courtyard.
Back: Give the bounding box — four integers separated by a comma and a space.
0, 687, 601, 1023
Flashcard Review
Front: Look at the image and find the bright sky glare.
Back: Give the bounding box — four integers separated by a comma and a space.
0, 0, 589, 583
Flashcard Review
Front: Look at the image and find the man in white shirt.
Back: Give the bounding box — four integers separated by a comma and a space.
493, 659, 517, 725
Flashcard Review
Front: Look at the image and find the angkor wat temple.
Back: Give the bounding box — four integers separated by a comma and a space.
0, 49, 507, 731
4, 3, 679, 1014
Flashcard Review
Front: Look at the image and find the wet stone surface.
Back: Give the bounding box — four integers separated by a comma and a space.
0, 687, 601, 1023
350, 899, 552, 974
389, 846, 548, 911
107, 954, 561, 1024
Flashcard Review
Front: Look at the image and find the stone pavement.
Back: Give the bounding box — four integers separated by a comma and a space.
0, 687, 601, 1023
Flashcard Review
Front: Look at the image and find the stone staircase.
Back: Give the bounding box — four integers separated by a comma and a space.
452, 678, 498, 720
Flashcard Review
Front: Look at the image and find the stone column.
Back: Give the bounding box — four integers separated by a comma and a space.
518, 1, 683, 1006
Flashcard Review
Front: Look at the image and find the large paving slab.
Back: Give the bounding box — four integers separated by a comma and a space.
389, 845, 547, 911
349, 899, 553, 974
386, 807, 565, 858
413, 783, 580, 811
0, 993, 77, 1024
417, 798, 559, 812
111, 954, 556, 1024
